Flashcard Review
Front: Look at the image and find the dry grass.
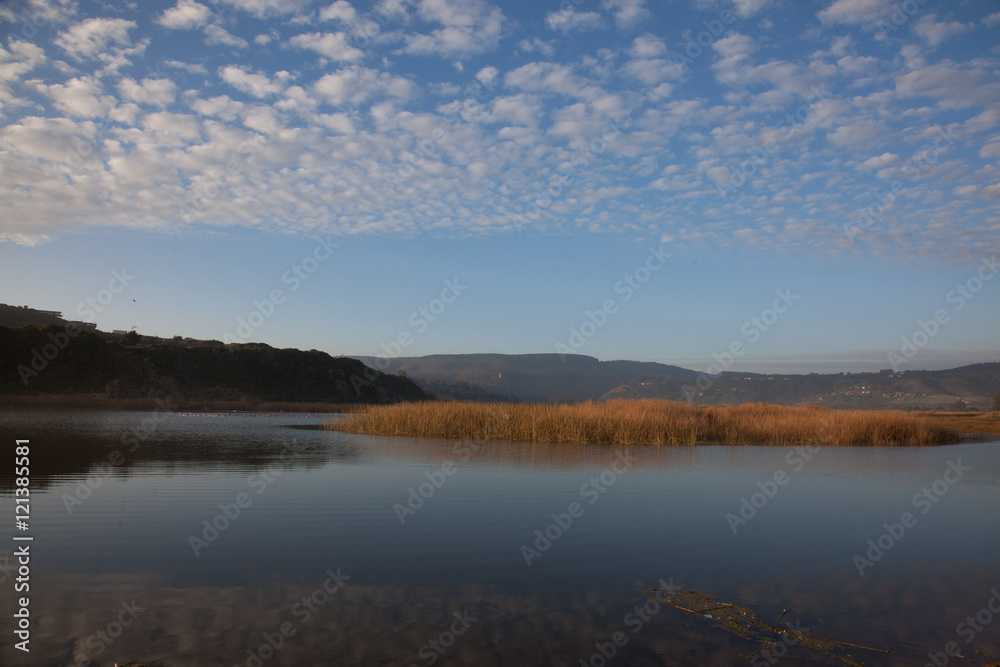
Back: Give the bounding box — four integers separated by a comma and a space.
326, 399, 959, 446
919, 411, 1000, 437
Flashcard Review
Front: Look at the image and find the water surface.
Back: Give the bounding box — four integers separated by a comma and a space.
1, 410, 998, 666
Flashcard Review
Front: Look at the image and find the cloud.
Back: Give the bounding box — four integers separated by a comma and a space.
319, 0, 357, 23
913, 14, 973, 47
204, 24, 249, 49
858, 152, 897, 170
289, 32, 364, 61
54, 17, 135, 59
0, 0, 77, 24
505, 62, 600, 100
214, 0, 312, 18
817, 0, 893, 25
517, 38, 555, 57
220, 66, 288, 98
895, 62, 1000, 109
155, 0, 212, 30
600, 0, 649, 29
41, 76, 114, 117
732, 0, 775, 18
118, 77, 178, 106
544, 9, 605, 34
401, 0, 506, 58
312, 66, 416, 105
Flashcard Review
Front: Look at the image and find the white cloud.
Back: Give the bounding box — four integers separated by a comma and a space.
0, 40, 46, 111
314, 112, 356, 134
402, 0, 506, 58
42, 76, 114, 117
289, 32, 364, 61
985, 12, 1000, 27
517, 38, 555, 57
600, 0, 649, 29
118, 77, 178, 106
896, 62, 1000, 109
164, 59, 208, 74
817, 0, 893, 25
312, 67, 416, 105
155, 0, 212, 30
55, 17, 135, 59
475, 66, 498, 85
215, 0, 312, 18
732, 0, 775, 18
858, 152, 897, 170
319, 1, 357, 23
544, 9, 605, 34
204, 24, 249, 49
913, 15, 973, 47
505, 62, 598, 100
220, 66, 288, 98
0, 0, 77, 24
629, 34, 666, 59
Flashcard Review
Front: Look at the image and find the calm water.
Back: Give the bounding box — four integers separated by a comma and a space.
1, 410, 998, 666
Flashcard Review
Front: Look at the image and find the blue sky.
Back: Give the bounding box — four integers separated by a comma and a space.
0, 0, 998, 373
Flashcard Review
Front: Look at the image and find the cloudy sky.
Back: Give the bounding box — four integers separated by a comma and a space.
0, 0, 998, 372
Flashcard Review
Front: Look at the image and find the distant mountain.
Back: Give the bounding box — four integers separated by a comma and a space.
355, 353, 698, 403
607, 364, 1000, 410
356, 353, 999, 410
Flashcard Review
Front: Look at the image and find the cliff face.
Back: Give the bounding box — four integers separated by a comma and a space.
0, 325, 427, 404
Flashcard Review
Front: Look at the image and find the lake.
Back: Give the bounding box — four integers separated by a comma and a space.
1, 410, 998, 666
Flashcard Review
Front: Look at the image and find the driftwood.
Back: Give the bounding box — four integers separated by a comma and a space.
643, 587, 894, 667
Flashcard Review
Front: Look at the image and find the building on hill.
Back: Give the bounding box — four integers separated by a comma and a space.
68, 321, 97, 330
38, 310, 63, 318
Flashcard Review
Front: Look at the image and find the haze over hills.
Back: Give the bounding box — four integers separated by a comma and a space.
359, 354, 1000, 410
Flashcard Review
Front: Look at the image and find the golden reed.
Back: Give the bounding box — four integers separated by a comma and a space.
326, 399, 959, 446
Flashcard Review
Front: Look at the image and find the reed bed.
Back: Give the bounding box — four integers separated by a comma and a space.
325, 399, 959, 446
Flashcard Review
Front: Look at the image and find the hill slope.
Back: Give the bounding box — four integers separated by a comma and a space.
1, 324, 425, 404
355, 353, 698, 403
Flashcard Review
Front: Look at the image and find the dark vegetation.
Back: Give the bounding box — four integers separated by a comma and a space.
0, 324, 426, 405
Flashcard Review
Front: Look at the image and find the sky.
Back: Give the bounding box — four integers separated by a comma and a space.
0, 0, 998, 374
